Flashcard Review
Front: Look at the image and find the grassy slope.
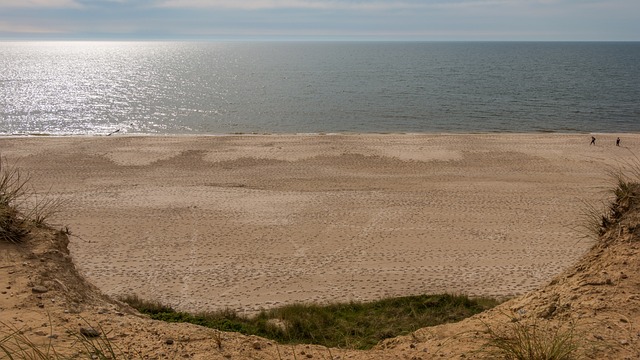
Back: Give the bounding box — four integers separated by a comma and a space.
123, 293, 499, 350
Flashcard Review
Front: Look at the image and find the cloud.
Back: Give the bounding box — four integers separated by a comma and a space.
0, 0, 637, 40
0, 20, 69, 33
154, 0, 436, 10
0, 0, 81, 8
75, 0, 157, 8
149, 0, 581, 12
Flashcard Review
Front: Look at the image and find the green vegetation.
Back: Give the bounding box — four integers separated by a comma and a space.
122, 293, 499, 350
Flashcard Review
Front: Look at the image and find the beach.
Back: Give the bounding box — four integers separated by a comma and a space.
1, 133, 636, 314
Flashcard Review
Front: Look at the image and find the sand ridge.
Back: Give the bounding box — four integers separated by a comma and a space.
1, 133, 637, 314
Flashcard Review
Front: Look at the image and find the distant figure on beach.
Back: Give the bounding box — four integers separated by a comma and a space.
590, 136, 596, 145
616, 137, 621, 146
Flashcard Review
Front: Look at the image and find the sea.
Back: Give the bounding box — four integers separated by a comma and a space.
1, 41, 639, 135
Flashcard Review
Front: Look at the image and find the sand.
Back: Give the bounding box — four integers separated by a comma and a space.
1, 133, 636, 314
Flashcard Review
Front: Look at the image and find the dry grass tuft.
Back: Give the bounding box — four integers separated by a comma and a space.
0, 156, 30, 243
482, 316, 580, 360
0, 320, 142, 360
22, 189, 67, 227
0, 205, 29, 244
0, 155, 67, 242
577, 200, 609, 239
0, 321, 60, 359
0, 156, 29, 208
580, 156, 640, 241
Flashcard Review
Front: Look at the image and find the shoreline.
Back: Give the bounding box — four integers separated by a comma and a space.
2, 130, 639, 138
2, 133, 637, 314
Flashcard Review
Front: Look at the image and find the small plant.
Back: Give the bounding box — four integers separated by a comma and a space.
0, 319, 142, 360
0, 155, 67, 243
0, 321, 60, 359
482, 317, 580, 360
23, 188, 67, 227
0, 156, 29, 208
212, 329, 223, 350
118, 294, 175, 314
579, 166, 640, 240
0, 156, 31, 244
69, 322, 138, 360
608, 170, 640, 219
0, 205, 29, 244
577, 200, 609, 239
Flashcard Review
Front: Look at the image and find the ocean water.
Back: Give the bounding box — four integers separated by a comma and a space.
1, 41, 639, 135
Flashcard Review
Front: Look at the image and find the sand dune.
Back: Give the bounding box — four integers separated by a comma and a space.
2, 133, 637, 314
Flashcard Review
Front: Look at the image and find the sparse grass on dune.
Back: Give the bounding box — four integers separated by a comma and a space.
0, 156, 29, 209
579, 156, 640, 241
481, 316, 580, 360
23, 189, 67, 227
0, 321, 58, 360
0, 155, 66, 243
484, 160, 640, 360
0, 205, 29, 244
121, 293, 499, 350
0, 156, 30, 244
0, 320, 140, 360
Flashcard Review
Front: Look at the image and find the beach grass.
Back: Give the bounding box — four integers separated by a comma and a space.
0, 156, 30, 243
0, 156, 29, 208
481, 316, 580, 360
121, 293, 499, 350
579, 156, 640, 240
0, 155, 66, 242
0, 320, 143, 360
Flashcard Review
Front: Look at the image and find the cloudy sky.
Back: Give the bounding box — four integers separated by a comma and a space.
0, 0, 638, 41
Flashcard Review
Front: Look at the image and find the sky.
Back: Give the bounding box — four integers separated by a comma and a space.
0, 0, 638, 41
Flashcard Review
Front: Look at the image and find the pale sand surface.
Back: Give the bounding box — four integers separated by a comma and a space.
1, 133, 637, 314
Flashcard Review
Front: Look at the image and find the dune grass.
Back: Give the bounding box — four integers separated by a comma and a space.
482, 317, 580, 360
0, 156, 29, 209
578, 159, 640, 241
0, 156, 66, 243
121, 293, 499, 350
0, 320, 141, 360
0, 294, 498, 358
0, 321, 59, 360
0, 157, 30, 244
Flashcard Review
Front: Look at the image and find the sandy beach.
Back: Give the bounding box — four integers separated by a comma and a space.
1, 133, 636, 314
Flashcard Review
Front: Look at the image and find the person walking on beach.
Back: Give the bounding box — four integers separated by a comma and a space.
590, 136, 596, 145
616, 137, 621, 146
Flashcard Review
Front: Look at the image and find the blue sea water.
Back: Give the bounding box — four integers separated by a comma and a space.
1, 41, 639, 135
